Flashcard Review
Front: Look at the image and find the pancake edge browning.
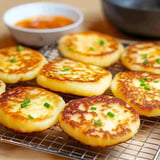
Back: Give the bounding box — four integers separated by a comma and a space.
58, 31, 124, 67
59, 95, 140, 147
121, 42, 160, 74
111, 71, 160, 117
37, 58, 112, 96
0, 46, 47, 83
0, 86, 65, 133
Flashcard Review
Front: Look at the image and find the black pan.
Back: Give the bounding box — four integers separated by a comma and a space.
102, 0, 160, 38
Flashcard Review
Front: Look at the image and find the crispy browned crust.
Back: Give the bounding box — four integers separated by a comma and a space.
0, 86, 65, 133
37, 58, 112, 96
0, 46, 47, 83
121, 41, 160, 74
58, 31, 124, 67
59, 95, 140, 147
111, 71, 160, 117
38, 58, 110, 82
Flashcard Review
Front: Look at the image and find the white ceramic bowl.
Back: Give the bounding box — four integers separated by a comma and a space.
3, 2, 84, 47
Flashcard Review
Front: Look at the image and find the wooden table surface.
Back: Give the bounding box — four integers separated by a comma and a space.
0, 0, 159, 160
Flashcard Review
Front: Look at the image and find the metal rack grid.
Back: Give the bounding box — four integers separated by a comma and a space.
0, 42, 160, 160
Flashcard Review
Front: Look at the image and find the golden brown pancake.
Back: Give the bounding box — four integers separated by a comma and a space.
37, 58, 112, 96
0, 45, 47, 83
111, 71, 160, 117
59, 95, 140, 147
0, 86, 65, 133
58, 31, 124, 67
121, 41, 160, 74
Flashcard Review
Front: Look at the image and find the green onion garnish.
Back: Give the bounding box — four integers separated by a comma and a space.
21, 103, 28, 108
156, 58, 160, 64
143, 59, 149, 64
49, 75, 53, 77
28, 114, 34, 119
24, 99, 31, 104
21, 98, 31, 108
17, 45, 24, 51
10, 57, 17, 62
144, 86, 151, 91
139, 78, 151, 91
90, 107, 97, 110
140, 83, 146, 86
154, 80, 159, 83
141, 53, 148, 58
139, 77, 148, 83
59, 67, 71, 72
143, 77, 148, 81
107, 111, 115, 118
99, 40, 105, 45
89, 47, 95, 51
44, 102, 51, 108
67, 46, 74, 50
94, 121, 103, 126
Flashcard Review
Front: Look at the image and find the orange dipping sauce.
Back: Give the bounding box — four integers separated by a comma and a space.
15, 15, 74, 29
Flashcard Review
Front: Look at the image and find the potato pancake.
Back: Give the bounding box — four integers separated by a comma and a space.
58, 31, 124, 67
0, 87, 65, 133
111, 71, 160, 117
0, 45, 47, 83
121, 41, 160, 74
37, 58, 112, 96
59, 95, 140, 147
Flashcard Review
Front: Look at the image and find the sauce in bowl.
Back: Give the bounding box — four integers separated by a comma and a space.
15, 15, 74, 29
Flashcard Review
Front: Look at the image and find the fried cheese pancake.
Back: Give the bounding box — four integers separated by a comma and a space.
111, 71, 160, 117
59, 95, 140, 147
37, 58, 112, 96
0, 80, 6, 95
0, 87, 65, 133
58, 31, 124, 67
0, 46, 47, 83
121, 42, 160, 74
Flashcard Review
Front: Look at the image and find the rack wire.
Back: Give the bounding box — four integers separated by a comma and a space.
1, 42, 160, 160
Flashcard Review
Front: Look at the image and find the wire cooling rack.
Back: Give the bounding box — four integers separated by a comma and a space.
1, 42, 160, 160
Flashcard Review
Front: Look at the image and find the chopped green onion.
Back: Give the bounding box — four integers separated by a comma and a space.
90, 107, 97, 110
139, 77, 151, 91
156, 58, 160, 64
44, 102, 51, 108
139, 77, 148, 83
99, 40, 105, 45
107, 111, 115, 118
141, 53, 148, 58
144, 86, 151, 91
89, 47, 95, 51
24, 99, 31, 104
10, 57, 17, 62
154, 80, 159, 83
21, 103, 28, 108
94, 121, 103, 126
21, 98, 31, 108
59, 67, 71, 72
28, 114, 34, 119
140, 83, 146, 86
49, 75, 53, 77
139, 79, 145, 83
67, 46, 74, 50
143, 77, 148, 81
143, 59, 149, 64
17, 45, 24, 51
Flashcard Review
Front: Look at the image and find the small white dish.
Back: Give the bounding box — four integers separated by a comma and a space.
3, 2, 84, 47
